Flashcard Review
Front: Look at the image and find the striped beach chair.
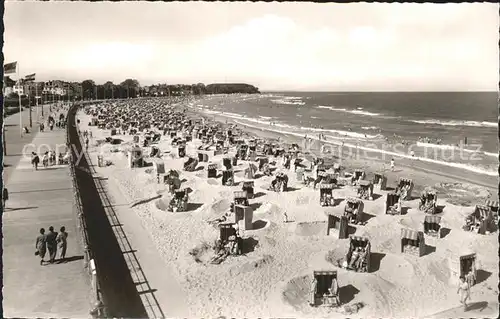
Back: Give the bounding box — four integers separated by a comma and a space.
423, 215, 442, 238
345, 236, 371, 273
400, 228, 425, 257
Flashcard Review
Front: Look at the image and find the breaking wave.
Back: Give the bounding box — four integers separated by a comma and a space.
270, 96, 306, 106
410, 119, 496, 128
417, 142, 498, 158
317, 105, 380, 117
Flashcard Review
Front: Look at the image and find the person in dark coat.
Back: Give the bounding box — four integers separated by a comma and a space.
36, 228, 47, 265
3, 187, 8, 211
46, 226, 58, 264
31, 152, 40, 170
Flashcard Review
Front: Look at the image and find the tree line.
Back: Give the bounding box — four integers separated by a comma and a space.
3, 76, 260, 104
82, 80, 260, 99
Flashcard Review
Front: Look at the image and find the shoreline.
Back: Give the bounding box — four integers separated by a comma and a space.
195, 100, 497, 175
192, 105, 497, 204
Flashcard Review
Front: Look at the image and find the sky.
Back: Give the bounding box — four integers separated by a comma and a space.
4, 2, 499, 91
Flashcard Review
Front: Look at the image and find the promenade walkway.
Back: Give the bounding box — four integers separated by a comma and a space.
2, 106, 92, 318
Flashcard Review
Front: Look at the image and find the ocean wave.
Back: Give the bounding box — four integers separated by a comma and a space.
202, 109, 296, 129
301, 127, 377, 139
417, 142, 498, 157
410, 119, 496, 128
362, 126, 378, 130
205, 108, 378, 140
231, 120, 497, 177
317, 105, 380, 117
483, 151, 498, 157
271, 98, 306, 106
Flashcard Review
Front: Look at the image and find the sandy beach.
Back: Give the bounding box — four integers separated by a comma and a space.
77, 96, 498, 318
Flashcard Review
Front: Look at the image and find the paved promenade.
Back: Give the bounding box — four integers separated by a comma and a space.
3, 106, 92, 318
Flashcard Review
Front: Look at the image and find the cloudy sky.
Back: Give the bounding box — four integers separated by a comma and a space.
4, 2, 498, 91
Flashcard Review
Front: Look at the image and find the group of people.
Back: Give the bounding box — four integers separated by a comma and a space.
30, 149, 70, 170
344, 246, 368, 271
35, 226, 68, 265
464, 215, 483, 233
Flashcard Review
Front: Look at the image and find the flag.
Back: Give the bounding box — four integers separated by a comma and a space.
4, 61, 17, 74
24, 73, 36, 82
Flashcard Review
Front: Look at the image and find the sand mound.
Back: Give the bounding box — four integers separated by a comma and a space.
325, 249, 348, 266
398, 215, 425, 230
209, 199, 231, 215
426, 258, 451, 284
207, 179, 219, 185
294, 221, 327, 236
189, 241, 213, 263
434, 182, 492, 206
233, 254, 275, 274
294, 194, 315, 206
282, 275, 311, 310
375, 254, 416, 286
155, 197, 170, 211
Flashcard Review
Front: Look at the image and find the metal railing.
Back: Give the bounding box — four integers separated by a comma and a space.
66, 101, 148, 318
66, 102, 106, 317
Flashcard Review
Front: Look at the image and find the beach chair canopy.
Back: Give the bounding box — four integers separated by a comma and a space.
233, 191, 247, 199
175, 189, 187, 199
485, 199, 499, 211
319, 183, 334, 189
399, 178, 413, 185
358, 180, 372, 187
219, 223, 237, 242
424, 215, 441, 224
346, 197, 361, 205
400, 228, 422, 241
349, 235, 370, 248
242, 181, 254, 187
473, 205, 491, 219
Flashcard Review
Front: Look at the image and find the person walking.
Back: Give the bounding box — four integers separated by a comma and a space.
46, 226, 58, 264
56, 226, 68, 262
42, 152, 49, 168
457, 276, 471, 310
390, 158, 395, 171
35, 228, 47, 265
31, 152, 40, 170
3, 187, 8, 211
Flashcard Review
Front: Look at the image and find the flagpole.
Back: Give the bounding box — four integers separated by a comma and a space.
29, 82, 33, 128
2, 77, 7, 156
36, 82, 39, 122
18, 64, 22, 137
41, 83, 44, 117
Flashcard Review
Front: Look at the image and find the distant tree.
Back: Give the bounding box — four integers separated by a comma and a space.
205, 83, 259, 94
103, 81, 115, 99
82, 79, 96, 99
119, 79, 140, 98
